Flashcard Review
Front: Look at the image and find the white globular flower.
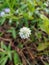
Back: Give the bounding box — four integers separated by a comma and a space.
4, 8, 10, 13
19, 27, 31, 39
0, 11, 5, 17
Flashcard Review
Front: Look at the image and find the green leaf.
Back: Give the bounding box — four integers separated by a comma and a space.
1, 41, 7, 50
11, 27, 16, 39
1, 56, 8, 65
7, 27, 16, 39
37, 42, 49, 51
0, 56, 8, 65
8, 51, 12, 60
39, 14, 49, 34
0, 32, 3, 37
0, 42, 13, 61
13, 51, 21, 65
0, 17, 6, 26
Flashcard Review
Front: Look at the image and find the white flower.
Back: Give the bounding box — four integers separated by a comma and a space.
0, 11, 5, 17
19, 27, 31, 39
4, 8, 10, 13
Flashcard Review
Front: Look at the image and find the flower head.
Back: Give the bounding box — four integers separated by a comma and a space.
0, 11, 5, 17
19, 27, 31, 39
4, 8, 10, 13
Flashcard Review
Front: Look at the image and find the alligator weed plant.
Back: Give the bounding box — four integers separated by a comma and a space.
0, 0, 49, 65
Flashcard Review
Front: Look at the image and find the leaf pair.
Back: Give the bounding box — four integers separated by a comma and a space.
0, 41, 22, 65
